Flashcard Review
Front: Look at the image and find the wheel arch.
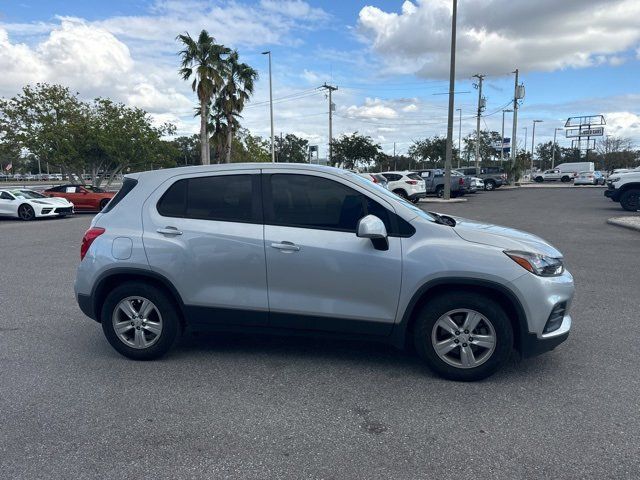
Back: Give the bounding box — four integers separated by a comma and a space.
91, 268, 186, 327
618, 182, 640, 193
390, 278, 527, 354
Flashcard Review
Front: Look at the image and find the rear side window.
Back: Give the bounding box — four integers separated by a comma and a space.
407, 173, 422, 181
157, 174, 258, 223
101, 178, 137, 214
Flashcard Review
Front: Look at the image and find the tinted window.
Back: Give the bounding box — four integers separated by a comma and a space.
407, 173, 422, 181
266, 174, 414, 237
158, 174, 255, 223
383, 173, 401, 181
102, 178, 137, 214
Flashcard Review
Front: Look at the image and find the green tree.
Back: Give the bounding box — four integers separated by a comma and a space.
275, 133, 309, 163
212, 50, 258, 163
408, 136, 457, 168
229, 128, 271, 163
331, 132, 381, 170
177, 30, 230, 165
172, 134, 201, 166
535, 141, 562, 170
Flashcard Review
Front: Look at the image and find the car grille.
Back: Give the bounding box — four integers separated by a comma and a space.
54, 207, 73, 214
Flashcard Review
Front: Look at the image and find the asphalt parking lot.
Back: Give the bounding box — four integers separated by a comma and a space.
1, 187, 639, 479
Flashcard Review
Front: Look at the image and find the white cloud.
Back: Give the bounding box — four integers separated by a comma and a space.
357, 0, 640, 78
603, 112, 640, 140
344, 98, 398, 119
402, 104, 418, 112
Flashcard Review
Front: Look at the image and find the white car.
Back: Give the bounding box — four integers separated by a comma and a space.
379, 171, 426, 203
470, 177, 484, 192
0, 189, 74, 220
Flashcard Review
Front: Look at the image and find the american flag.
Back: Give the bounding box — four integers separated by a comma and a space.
4, 163, 12, 171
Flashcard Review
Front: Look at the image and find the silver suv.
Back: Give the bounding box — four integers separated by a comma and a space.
75, 164, 574, 381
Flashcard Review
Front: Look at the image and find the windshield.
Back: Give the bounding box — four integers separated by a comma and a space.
11, 189, 47, 199
344, 171, 436, 222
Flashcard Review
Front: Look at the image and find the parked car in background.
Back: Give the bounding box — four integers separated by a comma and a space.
451, 170, 476, 193
357, 172, 389, 190
44, 184, 115, 211
605, 170, 640, 211
574, 171, 605, 186
0, 189, 74, 220
379, 171, 426, 202
415, 169, 469, 197
74, 163, 574, 381
456, 167, 506, 191
469, 177, 485, 192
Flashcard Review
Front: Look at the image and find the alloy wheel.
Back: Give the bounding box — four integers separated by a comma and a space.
18, 205, 34, 220
431, 309, 497, 369
112, 296, 163, 349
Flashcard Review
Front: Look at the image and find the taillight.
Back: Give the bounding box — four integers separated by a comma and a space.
371, 176, 379, 183
459, 178, 464, 185
81, 227, 105, 260
405, 180, 417, 185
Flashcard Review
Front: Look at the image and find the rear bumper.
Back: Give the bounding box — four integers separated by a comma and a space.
408, 192, 427, 201
521, 315, 571, 358
77, 293, 98, 322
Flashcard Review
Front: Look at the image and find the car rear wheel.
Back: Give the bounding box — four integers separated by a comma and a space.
413, 292, 513, 381
435, 185, 444, 198
99, 198, 110, 211
393, 189, 408, 199
561, 176, 571, 183
101, 282, 180, 360
534, 176, 544, 183
620, 189, 640, 212
18, 204, 35, 221
484, 180, 496, 191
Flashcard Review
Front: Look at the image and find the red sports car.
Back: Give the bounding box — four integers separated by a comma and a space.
44, 184, 115, 211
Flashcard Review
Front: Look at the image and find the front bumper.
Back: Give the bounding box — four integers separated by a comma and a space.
604, 188, 620, 200
521, 315, 571, 357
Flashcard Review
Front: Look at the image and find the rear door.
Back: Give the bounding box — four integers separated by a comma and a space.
419, 170, 434, 192
142, 169, 269, 327
261, 169, 403, 335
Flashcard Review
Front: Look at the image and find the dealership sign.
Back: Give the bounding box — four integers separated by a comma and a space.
566, 127, 604, 138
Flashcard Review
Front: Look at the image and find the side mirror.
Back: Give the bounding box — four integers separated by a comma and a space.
356, 215, 389, 251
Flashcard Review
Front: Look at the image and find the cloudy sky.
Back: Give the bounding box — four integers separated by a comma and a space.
1, 0, 639, 157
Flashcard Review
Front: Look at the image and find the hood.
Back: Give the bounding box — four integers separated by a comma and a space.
450, 216, 562, 258
32, 197, 72, 206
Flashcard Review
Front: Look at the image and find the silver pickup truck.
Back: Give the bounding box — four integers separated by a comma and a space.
414, 169, 471, 197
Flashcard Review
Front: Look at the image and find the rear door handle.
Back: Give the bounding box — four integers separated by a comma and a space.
157, 227, 183, 236
270, 241, 300, 252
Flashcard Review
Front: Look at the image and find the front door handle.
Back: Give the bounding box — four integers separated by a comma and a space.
157, 227, 183, 236
270, 241, 300, 252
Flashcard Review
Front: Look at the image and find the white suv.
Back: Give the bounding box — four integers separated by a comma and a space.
75, 164, 574, 381
379, 171, 426, 203
605, 169, 640, 211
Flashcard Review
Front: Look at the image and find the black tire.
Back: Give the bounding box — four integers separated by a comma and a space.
18, 204, 35, 221
99, 198, 110, 211
620, 189, 640, 212
534, 176, 544, 183
393, 189, 408, 199
561, 176, 571, 183
435, 185, 444, 198
413, 292, 513, 381
484, 180, 496, 191
101, 282, 180, 360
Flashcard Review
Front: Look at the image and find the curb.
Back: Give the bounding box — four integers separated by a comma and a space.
607, 217, 640, 232
419, 198, 468, 203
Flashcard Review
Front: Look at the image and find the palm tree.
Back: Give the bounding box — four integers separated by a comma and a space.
176, 30, 229, 165
214, 51, 258, 163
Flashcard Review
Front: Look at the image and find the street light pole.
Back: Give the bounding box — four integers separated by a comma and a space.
501, 109, 513, 162
531, 120, 543, 172
443, 0, 458, 200
261, 51, 275, 163
456, 108, 462, 168
552, 127, 563, 168
472, 74, 485, 175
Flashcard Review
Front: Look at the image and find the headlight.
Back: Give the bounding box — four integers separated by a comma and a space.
610, 177, 621, 183
504, 251, 564, 276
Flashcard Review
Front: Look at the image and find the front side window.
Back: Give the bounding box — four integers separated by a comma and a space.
265, 174, 414, 236
157, 174, 257, 223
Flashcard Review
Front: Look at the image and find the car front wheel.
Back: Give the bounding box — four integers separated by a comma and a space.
484, 180, 496, 191
101, 282, 180, 360
413, 292, 513, 381
18, 204, 35, 221
620, 189, 640, 212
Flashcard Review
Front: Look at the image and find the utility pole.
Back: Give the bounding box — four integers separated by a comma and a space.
456, 108, 462, 168
320, 83, 338, 164
443, 0, 458, 200
552, 127, 563, 168
501, 109, 513, 161
472, 74, 485, 175
531, 120, 543, 172
510, 69, 521, 181
393, 142, 397, 170
261, 51, 275, 162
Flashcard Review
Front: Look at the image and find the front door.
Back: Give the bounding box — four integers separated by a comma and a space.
261, 170, 402, 335
141, 170, 269, 327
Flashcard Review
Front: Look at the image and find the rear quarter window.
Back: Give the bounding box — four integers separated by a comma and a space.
101, 178, 137, 214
